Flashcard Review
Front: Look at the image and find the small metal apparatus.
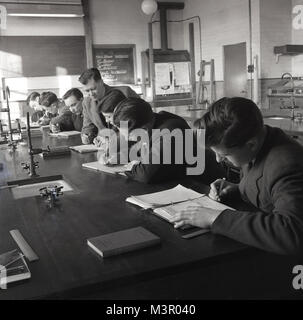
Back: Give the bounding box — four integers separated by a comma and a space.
39, 185, 64, 207
281, 73, 299, 120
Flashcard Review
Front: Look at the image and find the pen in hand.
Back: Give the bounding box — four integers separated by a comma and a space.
218, 177, 226, 198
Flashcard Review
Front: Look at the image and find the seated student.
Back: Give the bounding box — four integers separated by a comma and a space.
26, 92, 44, 123
172, 97, 303, 256
50, 88, 84, 133
39, 91, 68, 126
78, 68, 127, 144
108, 97, 223, 184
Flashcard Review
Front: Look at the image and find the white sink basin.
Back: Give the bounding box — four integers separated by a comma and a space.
9, 177, 73, 200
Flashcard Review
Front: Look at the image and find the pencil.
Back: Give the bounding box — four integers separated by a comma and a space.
218, 177, 226, 195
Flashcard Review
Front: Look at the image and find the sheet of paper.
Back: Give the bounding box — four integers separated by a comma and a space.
174, 62, 190, 86
82, 161, 128, 175
126, 185, 203, 210
49, 131, 81, 137
70, 144, 100, 153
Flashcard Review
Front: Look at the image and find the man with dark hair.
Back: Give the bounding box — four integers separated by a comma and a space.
50, 88, 84, 132
27, 91, 44, 123
172, 97, 303, 256
78, 68, 136, 144
110, 97, 224, 184
39, 91, 68, 126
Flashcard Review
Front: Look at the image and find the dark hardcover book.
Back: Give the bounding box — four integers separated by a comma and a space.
87, 226, 161, 258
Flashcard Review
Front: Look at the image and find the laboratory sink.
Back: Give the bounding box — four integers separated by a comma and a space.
7, 175, 74, 200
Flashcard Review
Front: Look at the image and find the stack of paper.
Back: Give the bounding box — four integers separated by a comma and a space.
49, 131, 81, 138
82, 161, 128, 175
70, 144, 100, 153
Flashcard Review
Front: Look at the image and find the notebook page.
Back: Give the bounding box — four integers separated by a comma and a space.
154, 196, 234, 222
126, 185, 203, 209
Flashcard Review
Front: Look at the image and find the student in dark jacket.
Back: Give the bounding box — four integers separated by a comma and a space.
109, 97, 224, 184
172, 97, 303, 256
39, 91, 68, 126
50, 88, 84, 132
78, 68, 135, 144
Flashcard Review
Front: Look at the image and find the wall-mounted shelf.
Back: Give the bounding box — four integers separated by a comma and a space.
274, 45, 303, 63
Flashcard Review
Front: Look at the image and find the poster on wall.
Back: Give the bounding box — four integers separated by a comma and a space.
155, 62, 191, 96
93, 44, 136, 85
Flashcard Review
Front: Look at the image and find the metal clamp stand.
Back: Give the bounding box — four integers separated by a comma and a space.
0, 86, 22, 149
21, 112, 50, 177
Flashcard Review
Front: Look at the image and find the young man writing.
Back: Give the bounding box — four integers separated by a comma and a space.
50, 88, 84, 132
172, 97, 303, 256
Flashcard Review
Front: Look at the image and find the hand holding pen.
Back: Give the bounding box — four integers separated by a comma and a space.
209, 177, 238, 202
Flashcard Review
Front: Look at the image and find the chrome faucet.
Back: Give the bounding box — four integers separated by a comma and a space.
281, 73, 297, 120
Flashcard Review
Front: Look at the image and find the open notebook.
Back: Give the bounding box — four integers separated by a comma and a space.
126, 184, 234, 227
126, 184, 203, 210
153, 195, 234, 224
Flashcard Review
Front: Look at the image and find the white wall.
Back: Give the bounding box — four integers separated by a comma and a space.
260, 0, 292, 78
183, 0, 261, 82
89, 0, 185, 83
1, 16, 84, 36
292, 0, 303, 76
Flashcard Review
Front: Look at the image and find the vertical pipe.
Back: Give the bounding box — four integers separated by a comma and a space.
253, 55, 259, 106
148, 22, 155, 105
160, 8, 168, 50
189, 23, 196, 107
248, 0, 253, 100
81, 0, 94, 68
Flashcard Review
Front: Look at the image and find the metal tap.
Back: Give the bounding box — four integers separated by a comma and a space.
22, 112, 50, 177
281, 73, 298, 120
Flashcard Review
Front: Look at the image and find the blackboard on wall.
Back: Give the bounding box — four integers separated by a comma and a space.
0, 36, 86, 78
93, 44, 136, 85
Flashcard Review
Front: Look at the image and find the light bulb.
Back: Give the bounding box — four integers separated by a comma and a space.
141, 0, 158, 15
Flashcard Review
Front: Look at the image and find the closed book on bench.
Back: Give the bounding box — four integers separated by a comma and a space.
87, 226, 160, 258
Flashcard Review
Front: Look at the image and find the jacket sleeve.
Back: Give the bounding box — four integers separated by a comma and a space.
81, 99, 98, 142
125, 129, 185, 184
50, 111, 74, 131
211, 160, 303, 256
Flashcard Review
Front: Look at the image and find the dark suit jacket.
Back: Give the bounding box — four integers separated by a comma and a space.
212, 125, 303, 256
50, 111, 83, 132
125, 111, 224, 184
81, 87, 126, 143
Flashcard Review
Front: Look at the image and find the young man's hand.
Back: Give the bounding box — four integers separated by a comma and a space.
50, 123, 60, 133
171, 204, 223, 229
209, 179, 238, 202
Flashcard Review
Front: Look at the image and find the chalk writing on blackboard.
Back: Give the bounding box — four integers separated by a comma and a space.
93, 45, 136, 85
